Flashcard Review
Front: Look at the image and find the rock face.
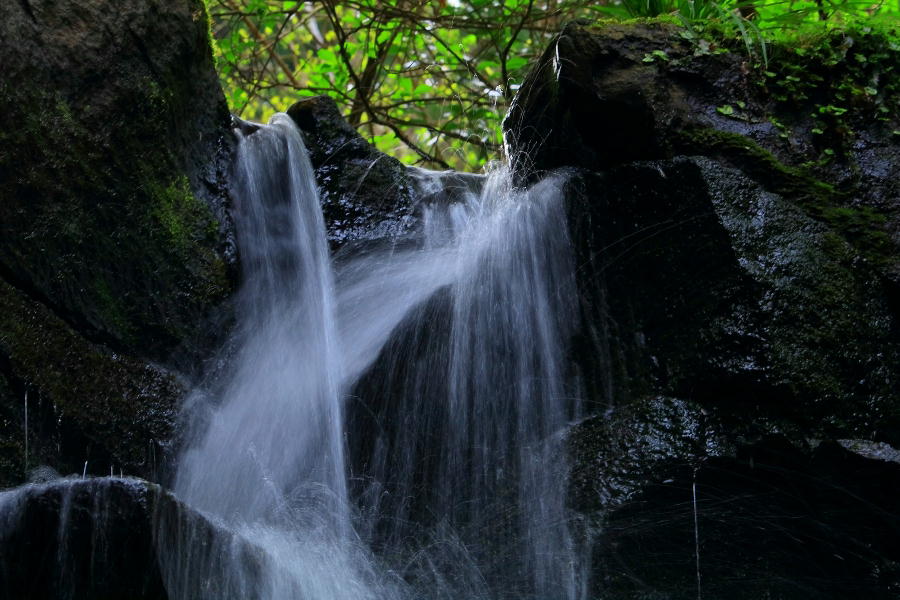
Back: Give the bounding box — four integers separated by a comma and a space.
504, 21, 900, 597
286, 95, 486, 252
0, 4, 898, 597
0, 0, 235, 485
0, 476, 251, 600
287, 96, 418, 250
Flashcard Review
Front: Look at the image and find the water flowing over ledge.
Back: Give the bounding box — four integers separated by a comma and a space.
166, 114, 587, 599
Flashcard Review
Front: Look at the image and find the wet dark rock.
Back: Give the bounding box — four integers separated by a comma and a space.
504, 22, 687, 177
505, 21, 900, 284
568, 396, 730, 513
406, 166, 485, 205
565, 158, 899, 447
0, 478, 168, 599
591, 437, 900, 599
0, 0, 235, 485
0, 476, 259, 600
0, 0, 236, 363
569, 399, 900, 598
508, 22, 900, 596
287, 96, 418, 249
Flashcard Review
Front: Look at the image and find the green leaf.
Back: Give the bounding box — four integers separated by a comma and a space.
506, 56, 528, 71
317, 48, 337, 64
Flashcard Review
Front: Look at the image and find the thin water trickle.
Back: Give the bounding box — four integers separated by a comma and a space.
167, 113, 587, 599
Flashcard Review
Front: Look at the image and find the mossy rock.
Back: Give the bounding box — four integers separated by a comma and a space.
0, 0, 237, 486
0, 277, 182, 485
505, 20, 900, 281
0, 0, 236, 363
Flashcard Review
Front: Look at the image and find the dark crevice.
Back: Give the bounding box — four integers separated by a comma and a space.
126, 25, 164, 85
18, 0, 37, 24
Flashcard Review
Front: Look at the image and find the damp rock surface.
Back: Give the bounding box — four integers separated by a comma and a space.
506, 22, 900, 598
0, 0, 235, 485
287, 96, 418, 249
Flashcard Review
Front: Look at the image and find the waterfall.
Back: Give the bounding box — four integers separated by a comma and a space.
167, 114, 396, 600
168, 113, 587, 599
175, 114, 346, 530
342, 169, 585, 599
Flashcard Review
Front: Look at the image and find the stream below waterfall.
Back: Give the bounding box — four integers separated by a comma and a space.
168, 113, 586, 599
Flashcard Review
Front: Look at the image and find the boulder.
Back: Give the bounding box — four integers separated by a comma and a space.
502, 20, 900, 595
504, 21, 900, 283
589, 435, 900, 599
0, 0, 235, 362
564, 158, 899, 445
0, 476, 266, 600
0, 477, 170, 600
287, 96, 418, 250
0, 0, 236, 484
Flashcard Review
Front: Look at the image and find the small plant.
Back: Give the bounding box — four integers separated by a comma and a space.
643, 49, 671, 62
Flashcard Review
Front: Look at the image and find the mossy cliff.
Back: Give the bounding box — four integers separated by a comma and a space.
505, 19, 900, 445
0, 0, 236, 485
505, 20, 900, 597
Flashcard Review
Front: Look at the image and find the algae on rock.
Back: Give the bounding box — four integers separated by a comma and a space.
0, 0, 236, 485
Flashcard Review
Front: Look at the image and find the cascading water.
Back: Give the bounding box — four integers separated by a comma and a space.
167, 113, 587, 599
166, 114, 396, 600
343, 171, 585, 599
175, 114, 346, 529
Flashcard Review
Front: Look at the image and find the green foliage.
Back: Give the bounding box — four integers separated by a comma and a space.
759, 20, 900, 153
210, 0, 899, 170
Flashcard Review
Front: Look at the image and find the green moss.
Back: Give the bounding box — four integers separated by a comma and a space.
758, 24, 898, 147
92, 276, 134, 344
816, 205, 893, 266
588, 17, 683, 33
678, 126, 892, 267
676, 126, 835, 197
149, 176, 219, 251
197, 0, 220, 68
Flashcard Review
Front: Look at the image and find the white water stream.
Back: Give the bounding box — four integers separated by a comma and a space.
169, 113, 586, 599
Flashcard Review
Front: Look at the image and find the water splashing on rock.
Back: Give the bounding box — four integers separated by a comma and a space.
169, 113, 587, 599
